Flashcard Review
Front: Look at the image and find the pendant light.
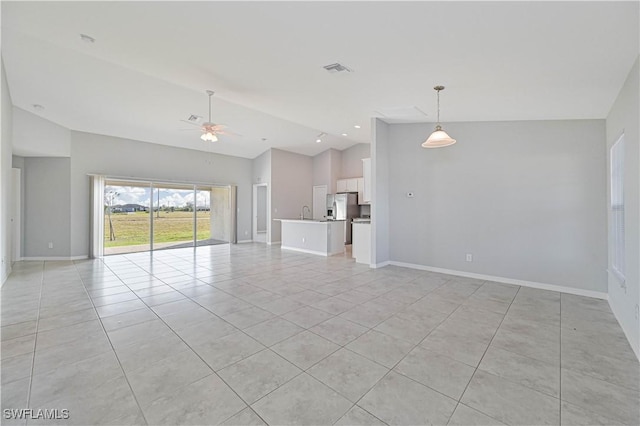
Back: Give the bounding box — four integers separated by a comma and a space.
422, 85, 456, 148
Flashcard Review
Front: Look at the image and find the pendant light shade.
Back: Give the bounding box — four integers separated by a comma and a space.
422, 125, 456, 148
422, 85, 456, 148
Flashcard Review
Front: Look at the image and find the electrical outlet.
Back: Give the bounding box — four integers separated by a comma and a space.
244, 231, 248, 236
302, 237, 306, 243
48, 242, 53, 249
466, 254, 473, 262
635, 304, 639, 321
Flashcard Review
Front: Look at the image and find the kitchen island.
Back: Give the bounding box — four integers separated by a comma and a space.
276, 219, 345, 256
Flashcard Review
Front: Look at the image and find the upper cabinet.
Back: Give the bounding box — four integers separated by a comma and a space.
362, 158, 371, 204
337, 159, 370, 205
336, 177, 359, 193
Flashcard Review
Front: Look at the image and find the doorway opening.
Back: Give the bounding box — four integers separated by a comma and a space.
253, 183, 269, 243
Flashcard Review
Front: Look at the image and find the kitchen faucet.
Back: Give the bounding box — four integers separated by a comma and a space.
300, 205, 311, 220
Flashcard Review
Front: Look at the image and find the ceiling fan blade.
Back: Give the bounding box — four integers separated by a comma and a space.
218, 129, 242, 137
180, 128, 201, 131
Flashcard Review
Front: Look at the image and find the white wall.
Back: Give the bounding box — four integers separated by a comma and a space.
372, 119, 390, 266
270, 148, 313, 243
606, 56, 640, 359
383, 119, 607, 293
12, 107, 71, 157
69, 131, 253, 257
22, 157, 71, 258
1, 60, 14, 282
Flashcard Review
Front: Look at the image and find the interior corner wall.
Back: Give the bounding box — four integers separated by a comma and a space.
69, 131, 253, 257
1, 60, 14, 282
606, 56, 640, 359
312, 149, 342, 193
372, 119, 390, 266
12, 107, 71, 157
341, 143, 371, 178
23, 157, 72, 258
270, 148, 313, 243
386, 119, 607, 293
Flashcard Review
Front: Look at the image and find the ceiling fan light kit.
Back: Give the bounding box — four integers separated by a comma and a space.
422, 85, 457, 148
187, 89, 227, 143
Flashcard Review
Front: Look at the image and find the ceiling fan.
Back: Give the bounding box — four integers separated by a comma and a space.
181, 90, 232, 142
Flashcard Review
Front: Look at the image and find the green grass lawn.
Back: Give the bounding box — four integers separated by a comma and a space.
104, 211, 211, 247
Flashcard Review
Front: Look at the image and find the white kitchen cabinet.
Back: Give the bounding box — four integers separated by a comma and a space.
336, 178, 360, 193
362, 158, 371, 204
352, 222, 371, 265
357, 178, 364, 205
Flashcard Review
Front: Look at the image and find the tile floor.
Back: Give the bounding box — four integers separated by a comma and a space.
1, 244, 638, 425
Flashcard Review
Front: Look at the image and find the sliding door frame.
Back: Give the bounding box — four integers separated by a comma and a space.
95, 175, 235, 256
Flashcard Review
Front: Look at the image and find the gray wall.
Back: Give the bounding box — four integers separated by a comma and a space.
385, 119, 607, 292
312, 148, 341, 193
270, 149, 313, 243
341, 143, 370, 178
606, 56, 639, 358
69, 131, 253, 256
11, 155, 25, 259
252, 149, 271, 185
1, 61, 14, 281
23, 157, 71, 257
372, 119, 390, 266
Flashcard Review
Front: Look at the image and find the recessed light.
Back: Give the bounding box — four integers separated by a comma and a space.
32, 104, 44, 111
80, 34, 95, 43
354, 125, 361, 129
342, 133, 348, 137
316, 139, 322, 143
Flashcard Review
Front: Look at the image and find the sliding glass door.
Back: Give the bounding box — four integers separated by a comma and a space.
103, 183, 152, 255
102, 179, 232, 255
152, 185, 195, 250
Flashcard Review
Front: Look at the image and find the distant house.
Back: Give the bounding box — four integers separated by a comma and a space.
112, 204, 148, 213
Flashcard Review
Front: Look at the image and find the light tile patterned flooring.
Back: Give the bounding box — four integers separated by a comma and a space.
1, 244, 638, 425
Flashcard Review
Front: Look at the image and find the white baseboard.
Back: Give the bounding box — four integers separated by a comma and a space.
387, 261, 608, 300
21, 256, 89, 261
237, 240, 253, 244
609, 300, 640, 361
268, 241, 281, 246
371, 261, 391, 269
281, 246, 340, 257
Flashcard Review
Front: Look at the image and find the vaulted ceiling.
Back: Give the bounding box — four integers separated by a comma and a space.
2, 1, 638, 158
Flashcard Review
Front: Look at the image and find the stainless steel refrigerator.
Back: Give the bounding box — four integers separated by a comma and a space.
326, 193, 359, 244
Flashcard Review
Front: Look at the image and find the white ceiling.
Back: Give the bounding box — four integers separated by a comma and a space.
2, 1, 638, 159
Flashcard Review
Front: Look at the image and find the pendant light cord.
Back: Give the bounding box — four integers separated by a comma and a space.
436, 89, 441, 126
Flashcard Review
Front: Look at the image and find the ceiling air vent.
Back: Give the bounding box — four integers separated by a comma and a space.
187, 115, 202, 123
323, 63, 353, 73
